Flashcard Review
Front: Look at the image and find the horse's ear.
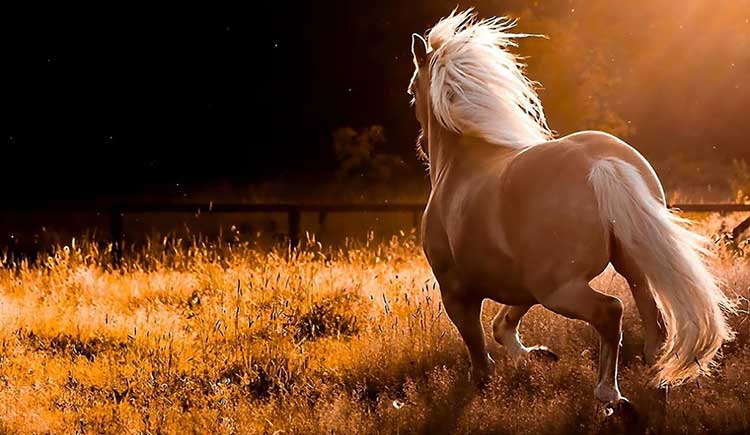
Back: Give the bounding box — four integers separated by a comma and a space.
411, 33, 428, 66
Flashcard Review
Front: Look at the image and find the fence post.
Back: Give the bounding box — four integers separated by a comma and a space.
732, 216, 750, 240
412, 209, 421, 238
288, 207, 301, 249
111, 206, 124, 266
318, 210, 327, 228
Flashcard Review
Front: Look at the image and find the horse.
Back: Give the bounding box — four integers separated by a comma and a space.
407, 9, 734, 410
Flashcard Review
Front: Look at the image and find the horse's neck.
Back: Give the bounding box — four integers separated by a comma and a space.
428, 125, 517, 188
427, 123, 458, 186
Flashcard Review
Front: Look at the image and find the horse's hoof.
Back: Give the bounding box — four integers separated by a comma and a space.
603, 397, 637, 419
469, 369, 492, 389
469, 355, 495, 387
528, 346, 559, 363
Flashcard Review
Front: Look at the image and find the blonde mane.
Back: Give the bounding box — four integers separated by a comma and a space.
426, 10, 553, 148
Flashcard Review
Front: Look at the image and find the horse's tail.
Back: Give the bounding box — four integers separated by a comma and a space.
588, 157, 734, 386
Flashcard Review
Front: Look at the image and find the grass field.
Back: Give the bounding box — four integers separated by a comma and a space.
0, 215, 748, 434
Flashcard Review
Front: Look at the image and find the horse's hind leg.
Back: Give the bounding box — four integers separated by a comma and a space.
611, 246, 666, 365
539, 280, 626, 405
612, 246, 668, 425
492, 304, 558, 363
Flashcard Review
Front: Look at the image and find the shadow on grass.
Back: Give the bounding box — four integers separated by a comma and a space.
420, 374, 478, 435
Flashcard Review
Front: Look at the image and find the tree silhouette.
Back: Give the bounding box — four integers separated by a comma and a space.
332, 126, 405, 182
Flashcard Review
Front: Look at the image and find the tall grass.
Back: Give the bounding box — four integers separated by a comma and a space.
0, 216, 747, 434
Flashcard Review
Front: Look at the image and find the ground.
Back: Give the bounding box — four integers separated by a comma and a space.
0, 215, 748, 434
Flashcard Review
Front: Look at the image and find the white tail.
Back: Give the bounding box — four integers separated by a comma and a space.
589, 157, 734, 386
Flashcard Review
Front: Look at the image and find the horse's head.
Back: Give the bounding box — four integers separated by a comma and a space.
408, 33, 431, 161
408, 33, 430, 127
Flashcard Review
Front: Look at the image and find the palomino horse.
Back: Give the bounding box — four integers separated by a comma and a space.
408, 10, 733, 409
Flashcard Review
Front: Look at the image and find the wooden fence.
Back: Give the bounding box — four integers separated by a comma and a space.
106, 202, 750, 264
0, 201, 746, 264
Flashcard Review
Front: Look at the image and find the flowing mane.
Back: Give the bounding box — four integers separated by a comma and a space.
426, 10, 553, 148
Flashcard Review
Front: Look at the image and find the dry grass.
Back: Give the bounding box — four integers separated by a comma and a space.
0, 216, 748, 434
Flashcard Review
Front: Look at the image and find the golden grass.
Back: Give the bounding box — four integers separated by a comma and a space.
0, 216, 748, 434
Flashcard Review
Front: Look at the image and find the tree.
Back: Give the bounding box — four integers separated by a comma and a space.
332, 126, 406, 182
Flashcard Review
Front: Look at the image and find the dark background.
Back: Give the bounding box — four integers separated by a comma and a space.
5, 4, 266, 200
4, 1, 750, 202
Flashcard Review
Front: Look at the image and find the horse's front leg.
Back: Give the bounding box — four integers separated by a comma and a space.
443, 293, 493, 385
437, 273, 493, 385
